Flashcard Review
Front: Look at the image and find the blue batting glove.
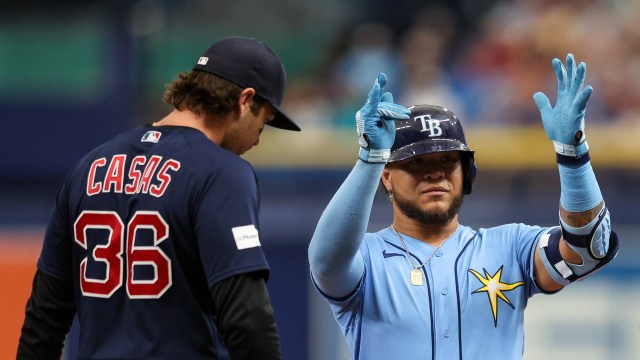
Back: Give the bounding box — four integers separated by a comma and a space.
533, 54, 593, 158
356, 73, 410, 163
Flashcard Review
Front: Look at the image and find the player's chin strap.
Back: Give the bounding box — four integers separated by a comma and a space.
538, 206, 620, 286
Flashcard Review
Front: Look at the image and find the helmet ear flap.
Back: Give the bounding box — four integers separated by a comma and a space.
462, 155, 477, 195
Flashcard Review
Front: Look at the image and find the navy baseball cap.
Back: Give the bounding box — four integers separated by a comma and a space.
193, 36, 301, 131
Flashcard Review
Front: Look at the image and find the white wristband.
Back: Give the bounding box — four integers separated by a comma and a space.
358, 148, 390, 163
552, 140, 589, 158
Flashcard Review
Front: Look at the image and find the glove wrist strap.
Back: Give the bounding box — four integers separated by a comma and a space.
552, 140, 589, 158
358, 148, 390, 163
556, 152, 591, 166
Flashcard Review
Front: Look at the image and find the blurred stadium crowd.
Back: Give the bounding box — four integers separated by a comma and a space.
285, 0, 640, 130
4, 0, 639, 131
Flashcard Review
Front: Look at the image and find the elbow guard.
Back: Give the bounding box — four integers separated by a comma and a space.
538, 206, 620, 286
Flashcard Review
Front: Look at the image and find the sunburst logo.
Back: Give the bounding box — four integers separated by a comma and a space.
469, 266, 524, 327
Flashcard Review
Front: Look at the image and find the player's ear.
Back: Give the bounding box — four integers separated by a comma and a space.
238, 88, 256, 115
381, 167, 392, 192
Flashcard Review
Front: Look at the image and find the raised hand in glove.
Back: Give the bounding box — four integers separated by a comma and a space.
356, 73, 411, 163
533, 54, 593, 158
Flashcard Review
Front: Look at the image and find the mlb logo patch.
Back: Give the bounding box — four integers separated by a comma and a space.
197, 56, 209, 65
141, 131, 162, 143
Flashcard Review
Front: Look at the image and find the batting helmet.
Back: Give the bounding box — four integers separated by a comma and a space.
389, 104, 477, 194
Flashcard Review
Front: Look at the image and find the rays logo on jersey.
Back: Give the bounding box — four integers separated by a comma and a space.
141, 131, 162, 143
469, 265, 524, 326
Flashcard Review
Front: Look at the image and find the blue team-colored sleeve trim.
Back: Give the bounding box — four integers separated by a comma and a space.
310, 269, 364, 304
531, 227, 563, 295
556, 152, 590, 166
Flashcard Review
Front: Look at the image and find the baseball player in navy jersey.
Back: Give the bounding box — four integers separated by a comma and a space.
18, 36, 300, 359
308, 54, 619, 359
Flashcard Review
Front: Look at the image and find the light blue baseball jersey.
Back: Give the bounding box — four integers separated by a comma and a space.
316, 223, 549, 360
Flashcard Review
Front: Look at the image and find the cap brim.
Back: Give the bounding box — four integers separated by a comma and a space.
268, 103, 301, 131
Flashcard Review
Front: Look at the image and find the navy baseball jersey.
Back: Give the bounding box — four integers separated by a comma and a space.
37, 125, 270, 358
317, 224, 548, 360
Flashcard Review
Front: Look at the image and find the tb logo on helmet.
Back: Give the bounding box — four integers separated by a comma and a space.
414, 114, 444, 137
390, 104, 477, 194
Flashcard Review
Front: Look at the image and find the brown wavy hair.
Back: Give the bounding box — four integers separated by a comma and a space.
163, 71, 266, 117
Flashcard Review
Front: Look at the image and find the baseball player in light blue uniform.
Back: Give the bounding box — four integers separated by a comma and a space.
308, 54, 619, 359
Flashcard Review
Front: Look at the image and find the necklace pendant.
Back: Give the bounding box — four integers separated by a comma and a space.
410, 269, 423, 286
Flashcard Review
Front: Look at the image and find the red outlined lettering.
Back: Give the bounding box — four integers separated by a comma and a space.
74, 210, 172, 299
127, 211, 172, 298
138, 156, 162, 194
150, 160, 181, 197
87, 155, 181, 196
87, 158, 107, 196
125, 156, 147, 194
103, 154, 127, 193
74, 211, 124, 297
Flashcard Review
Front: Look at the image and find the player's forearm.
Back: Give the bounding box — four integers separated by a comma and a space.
558, 154, 603, 216
557, 156, 605, 264
538, 155, 617, 289
308, 160, 383, 275
212, 273, 282, 360
224, 301, 281, 360
18, 270, 76, 359
307, 160, 383, 297
558, 199, 604, 262
560, 200, 604, 228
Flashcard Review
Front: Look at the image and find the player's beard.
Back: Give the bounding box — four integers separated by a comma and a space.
392, 191, 464, 227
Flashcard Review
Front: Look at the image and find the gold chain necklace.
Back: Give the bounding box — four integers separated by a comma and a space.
390, 225, 458, 286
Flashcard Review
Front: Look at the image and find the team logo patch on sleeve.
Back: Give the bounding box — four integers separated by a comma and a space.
232, 224, 261, 250
141, 131, 162, 143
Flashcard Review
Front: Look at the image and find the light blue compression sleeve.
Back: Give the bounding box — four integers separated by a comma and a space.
308, 160, 385, 298
558, 157, 602, 212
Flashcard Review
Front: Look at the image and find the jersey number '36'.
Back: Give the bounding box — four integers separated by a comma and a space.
74, 210, 173, 299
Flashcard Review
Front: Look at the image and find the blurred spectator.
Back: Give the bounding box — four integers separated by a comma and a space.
450, 0, 547, 125
448, 0, 638, 125
324, 22, 404, 128
281, 77, 335, 130
397, 6, 467, 120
